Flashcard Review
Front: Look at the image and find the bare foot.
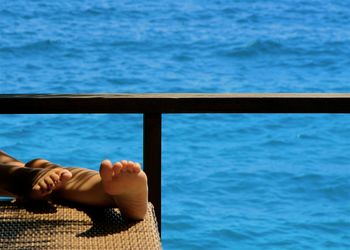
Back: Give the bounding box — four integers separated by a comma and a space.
30, 168, 72, 199
100, 160, 148, 220
22, 158, 73, 199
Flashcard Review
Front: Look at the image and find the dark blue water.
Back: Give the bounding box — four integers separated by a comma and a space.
1, 1, 350, 249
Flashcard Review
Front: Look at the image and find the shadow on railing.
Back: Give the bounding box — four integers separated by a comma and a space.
2, 93, 350, 236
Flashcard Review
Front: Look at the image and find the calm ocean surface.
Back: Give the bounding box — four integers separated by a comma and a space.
1, 1, 350, 249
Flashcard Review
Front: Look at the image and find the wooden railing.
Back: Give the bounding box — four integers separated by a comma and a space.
1, 93, 350, 235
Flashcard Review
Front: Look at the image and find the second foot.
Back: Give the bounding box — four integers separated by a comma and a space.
100, 160, 148, 220
31, 168, 72, 199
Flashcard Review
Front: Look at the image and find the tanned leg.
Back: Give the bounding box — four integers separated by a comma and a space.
0, 151, 72, 199
0, 150, 25, 167
0, 150, 24, 196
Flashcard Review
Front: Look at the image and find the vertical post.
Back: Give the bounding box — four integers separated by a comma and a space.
143, 113, 162, 235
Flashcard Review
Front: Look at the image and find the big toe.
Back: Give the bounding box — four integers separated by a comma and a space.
60, 170, 72, 182
100, 159, 113, 181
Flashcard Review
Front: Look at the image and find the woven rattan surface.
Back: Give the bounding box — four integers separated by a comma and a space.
0, 200, 161, 250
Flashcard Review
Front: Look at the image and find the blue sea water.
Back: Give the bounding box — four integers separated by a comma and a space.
1, 0, 350, 249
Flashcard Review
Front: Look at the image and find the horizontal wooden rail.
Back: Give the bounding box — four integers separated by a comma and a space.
1, 93, 350, 113
2, 93, 350, 236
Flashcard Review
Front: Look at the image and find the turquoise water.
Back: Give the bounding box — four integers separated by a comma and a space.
1, 1, 350, 249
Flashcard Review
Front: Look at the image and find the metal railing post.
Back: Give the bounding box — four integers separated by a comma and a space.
143, 113, 162, 235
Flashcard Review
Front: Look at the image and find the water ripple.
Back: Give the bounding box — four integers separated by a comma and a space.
0, 40, 61, 55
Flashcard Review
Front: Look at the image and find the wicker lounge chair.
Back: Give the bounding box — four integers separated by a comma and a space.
0, 199, 161, 249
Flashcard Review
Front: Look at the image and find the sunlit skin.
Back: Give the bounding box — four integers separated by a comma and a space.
0, 150, 148, 220
0, 151, 72, 199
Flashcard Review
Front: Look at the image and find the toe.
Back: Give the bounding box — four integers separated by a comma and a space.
33, 184, 41, 191
127, 161, 135, 173
120, 160, 129, 172
133, 163, 141, 173
113, 162, 122, 175
100, 159, 113, 181
44, 177, 54, 191
59, 170, 72, 182
38, 180, 48, 193
50, 173, 60, 183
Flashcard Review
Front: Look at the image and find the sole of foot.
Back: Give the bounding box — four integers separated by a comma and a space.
100, 159, 148, 220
